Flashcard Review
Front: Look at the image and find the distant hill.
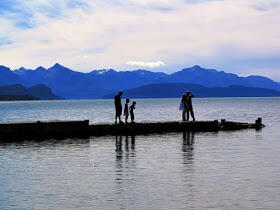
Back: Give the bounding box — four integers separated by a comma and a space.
0, 63, 280, 99
157, 65, 280, 91
0, 95, 39, 101
0, 84, 62, 100
103, 83, 280, 99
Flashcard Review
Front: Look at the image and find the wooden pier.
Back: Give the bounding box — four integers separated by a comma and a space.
0, 118, 264, 140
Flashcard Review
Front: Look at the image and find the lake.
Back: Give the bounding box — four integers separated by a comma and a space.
0, 98, 280, 209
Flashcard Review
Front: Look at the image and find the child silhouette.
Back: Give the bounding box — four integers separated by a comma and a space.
129, 101, 136, 123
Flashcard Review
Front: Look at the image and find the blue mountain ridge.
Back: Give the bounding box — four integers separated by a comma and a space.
103, 83, 280, 99
0, 63, 279, 99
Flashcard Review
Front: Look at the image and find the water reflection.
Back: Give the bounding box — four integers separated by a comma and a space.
0, 137, 90, 149
115, 136, 136, 154
181, 131, 195, 173
115, 136, 137, 208
115, 136, 123, 162
182, 132, 194, 150
181, 132, 195, 205
182, 132, 195, 163
115, 136, 136, 175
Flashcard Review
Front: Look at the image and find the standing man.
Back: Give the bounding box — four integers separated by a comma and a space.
186, 90, 195, 121
114, 91, 123, 124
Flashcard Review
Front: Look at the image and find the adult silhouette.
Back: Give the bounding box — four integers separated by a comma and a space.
186, 90, 195, 121
114, 91, 123, 124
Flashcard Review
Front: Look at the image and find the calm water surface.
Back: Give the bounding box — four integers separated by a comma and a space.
0, 98, 280, 209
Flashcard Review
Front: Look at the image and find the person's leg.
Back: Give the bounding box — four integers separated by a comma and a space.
192, 111, 195, 121
182, 111, 186, 121
118, 115, 122, 123
125, 116, 127, 123
117, 106, 123, 123
190, 107, 195, 121
132, 113, 135, 122
186, 109, 189, 121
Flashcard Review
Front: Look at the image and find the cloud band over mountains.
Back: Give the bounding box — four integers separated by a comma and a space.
126, 61, 165, 68
0, 0, 280, 79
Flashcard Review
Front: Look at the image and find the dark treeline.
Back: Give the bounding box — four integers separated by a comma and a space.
0, 95, 39, 101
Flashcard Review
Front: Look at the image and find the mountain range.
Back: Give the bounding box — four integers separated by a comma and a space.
0, 63, 280, 99
103, 83, 280, 99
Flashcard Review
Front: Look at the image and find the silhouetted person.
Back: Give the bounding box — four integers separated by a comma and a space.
114, 91, 123, 124
124, 98, 130, 124
179, 93, 188, 121
186, 90, 195, 121
129, 101, 136, 123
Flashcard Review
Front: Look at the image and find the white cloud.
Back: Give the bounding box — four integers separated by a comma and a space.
0, 0, 279, 79
126, 61, 165, 68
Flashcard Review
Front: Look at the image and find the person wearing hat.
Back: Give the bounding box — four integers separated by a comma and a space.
114, 91, 123, 124
186, 90, 195, 121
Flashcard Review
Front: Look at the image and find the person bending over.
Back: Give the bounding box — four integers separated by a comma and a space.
129, 101, 136, 123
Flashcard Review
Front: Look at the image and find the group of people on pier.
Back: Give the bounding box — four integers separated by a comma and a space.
179, 90, 195, 121
114, 90, 195, 124
115, 91, 136, 124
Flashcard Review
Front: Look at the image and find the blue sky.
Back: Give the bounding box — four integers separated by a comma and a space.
0, 0, 279, 80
